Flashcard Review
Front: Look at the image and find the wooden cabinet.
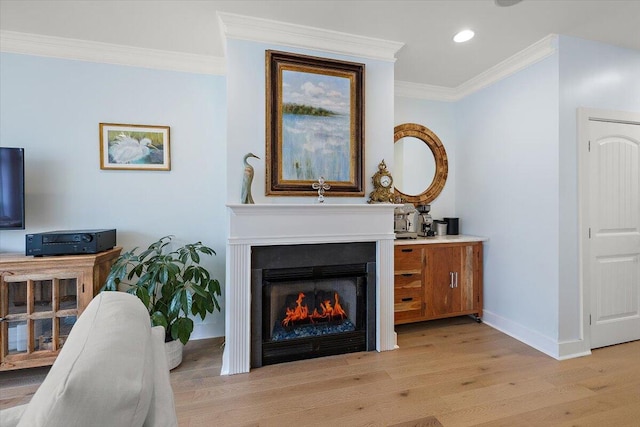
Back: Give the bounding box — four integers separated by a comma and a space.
394, 240, 483, 325
0, 248, 121, 370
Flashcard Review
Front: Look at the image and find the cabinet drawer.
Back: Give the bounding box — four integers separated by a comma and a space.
393, 288, 422, 311
395, 246, 422, 271
394, 286, 423, 323
394, 272, 421, 290
394, 287, 422, 313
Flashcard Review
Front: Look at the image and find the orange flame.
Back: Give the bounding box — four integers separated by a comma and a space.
281, 292, 347, 327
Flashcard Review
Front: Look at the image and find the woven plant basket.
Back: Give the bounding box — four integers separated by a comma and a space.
165, 339, 184, 370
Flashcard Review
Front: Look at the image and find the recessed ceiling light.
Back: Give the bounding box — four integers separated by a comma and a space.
495, 0, 523, 6
453, 29, 475, 43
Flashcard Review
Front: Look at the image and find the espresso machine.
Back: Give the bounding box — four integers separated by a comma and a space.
394, 203, 418, 239
416, 204, 435, 237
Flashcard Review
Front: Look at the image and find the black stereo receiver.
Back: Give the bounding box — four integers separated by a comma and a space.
26, 229, 116, 256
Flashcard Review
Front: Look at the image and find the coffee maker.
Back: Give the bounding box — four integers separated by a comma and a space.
416, 204, 435, 237
394, 203, 418, 239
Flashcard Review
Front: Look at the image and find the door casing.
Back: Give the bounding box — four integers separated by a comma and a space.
578, 107, 640, 350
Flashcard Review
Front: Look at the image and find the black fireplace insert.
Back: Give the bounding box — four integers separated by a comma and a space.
251, 242, 376, 367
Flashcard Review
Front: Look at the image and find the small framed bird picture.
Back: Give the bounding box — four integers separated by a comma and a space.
99, 123, 170, 171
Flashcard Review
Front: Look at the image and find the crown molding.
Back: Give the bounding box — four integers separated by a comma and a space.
456, 34, 558, 98
0, 30, 226, 75
217, 12, 404, 62
394, 81, 459, 102
1, 30, 557, 101
396, 34, 559, 102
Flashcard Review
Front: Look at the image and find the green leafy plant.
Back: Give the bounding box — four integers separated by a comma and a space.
102, 236, 221, 344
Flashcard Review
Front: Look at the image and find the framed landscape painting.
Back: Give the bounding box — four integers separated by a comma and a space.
265, 50, 365, 196
99, 123, 170, 171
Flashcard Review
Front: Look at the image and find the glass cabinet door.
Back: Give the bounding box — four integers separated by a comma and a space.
1, 247, 120, 371
5, 280, 29, 356
2, 276, 79, 362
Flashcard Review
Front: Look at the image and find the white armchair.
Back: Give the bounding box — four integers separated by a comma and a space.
1, 292, 178, 427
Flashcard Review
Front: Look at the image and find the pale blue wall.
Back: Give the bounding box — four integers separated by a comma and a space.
397, 37, 639, 356
455, 53, 561, 345
225, 39, 396, 204
557, 35, 640, 342
0, 53, 228, 339
2, 35, 637, 348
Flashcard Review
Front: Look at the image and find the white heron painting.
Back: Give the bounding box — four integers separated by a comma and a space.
99, 123, 170, 171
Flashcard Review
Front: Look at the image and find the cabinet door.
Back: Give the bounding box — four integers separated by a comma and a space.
425, 244, 480, 319
459, 244, 479, 315
1, 275, 80, 369
394, 246, 424, 323
425, 245, 462, 318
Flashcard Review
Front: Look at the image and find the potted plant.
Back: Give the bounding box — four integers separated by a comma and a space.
102, 235, 221, 369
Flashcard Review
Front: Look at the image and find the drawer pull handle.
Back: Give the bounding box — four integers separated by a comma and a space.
449, 272, 459, 288
401, 249, 413, 253
402, 273, 413, 277
401, 297, 413, 302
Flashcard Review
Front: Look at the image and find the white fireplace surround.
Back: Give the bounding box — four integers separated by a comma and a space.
222, 203, 398, 375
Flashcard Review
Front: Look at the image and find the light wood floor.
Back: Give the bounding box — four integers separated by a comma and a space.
2, 318, 639, 426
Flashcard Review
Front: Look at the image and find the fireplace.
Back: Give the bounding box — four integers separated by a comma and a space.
223, 204, 396, 375
251, 242, 376, 367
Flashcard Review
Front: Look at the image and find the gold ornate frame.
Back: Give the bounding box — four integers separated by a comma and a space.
265, 50, 365, 196
394, 123, 448, 204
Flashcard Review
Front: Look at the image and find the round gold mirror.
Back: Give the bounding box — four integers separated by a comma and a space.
393, 123, 448, 204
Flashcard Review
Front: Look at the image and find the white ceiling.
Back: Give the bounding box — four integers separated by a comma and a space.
1, 0, 639, 88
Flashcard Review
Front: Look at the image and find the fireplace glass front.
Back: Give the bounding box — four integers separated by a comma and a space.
251, 243, 376, 367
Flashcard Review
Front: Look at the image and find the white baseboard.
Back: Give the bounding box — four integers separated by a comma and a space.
482, 309, 561, 359
190, 319, 224, 341
188, 310, 593, 363
190, 310, 593, 360
557, 339, 591, 360
482, 310, 592, 360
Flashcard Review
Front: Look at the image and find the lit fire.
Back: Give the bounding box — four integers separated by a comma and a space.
282, 292, 347, 327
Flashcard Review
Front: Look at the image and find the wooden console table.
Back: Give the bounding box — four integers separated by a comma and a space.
394, 236, 485, 325
0, 247, 121, 370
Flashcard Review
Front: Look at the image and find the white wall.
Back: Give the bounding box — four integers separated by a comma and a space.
225, 39, 396, 204
0, 53, 228, 339
395, 97, 457, 221
455, 53, 561, 353
557, 36, 640, 344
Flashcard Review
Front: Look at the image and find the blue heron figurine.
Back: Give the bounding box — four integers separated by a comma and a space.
241, 152, 260, 204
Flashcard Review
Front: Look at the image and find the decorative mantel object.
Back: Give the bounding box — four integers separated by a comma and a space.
241, 152, 260, 204
223, 203, 398, 375
265, 50, 365, 197
368, 160, 395, 203
312, 176, 330, 203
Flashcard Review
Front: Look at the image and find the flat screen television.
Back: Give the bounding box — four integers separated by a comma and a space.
0, 147, 26, 230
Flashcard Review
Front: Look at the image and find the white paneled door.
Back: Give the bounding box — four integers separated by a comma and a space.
588, 118, 640, 349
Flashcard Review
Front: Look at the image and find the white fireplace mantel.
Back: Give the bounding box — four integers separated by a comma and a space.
222, 203, 398, 375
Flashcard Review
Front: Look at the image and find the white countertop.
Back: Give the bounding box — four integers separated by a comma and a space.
394, 235, 487, 245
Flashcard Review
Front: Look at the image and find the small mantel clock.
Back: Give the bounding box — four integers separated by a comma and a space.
368, 160, 395, 203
